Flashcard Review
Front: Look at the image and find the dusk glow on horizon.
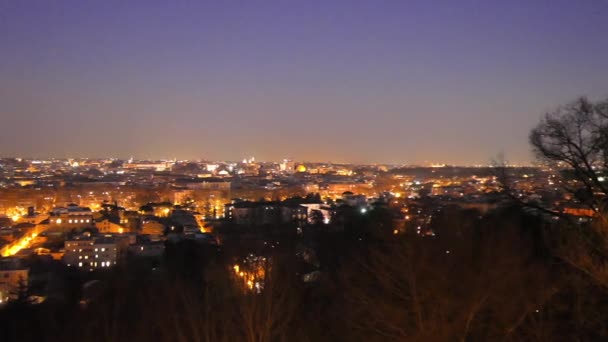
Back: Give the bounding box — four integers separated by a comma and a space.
1, 0, 607, 164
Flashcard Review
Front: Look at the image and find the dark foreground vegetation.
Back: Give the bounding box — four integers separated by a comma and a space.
2, 203, 608, 342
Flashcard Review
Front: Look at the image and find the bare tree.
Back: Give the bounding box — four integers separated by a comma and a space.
238, 257, 300, 342
529, 97, 608, 293
529, 97, 608, 212
341, 214, 555, 342
492, 154, 561, 217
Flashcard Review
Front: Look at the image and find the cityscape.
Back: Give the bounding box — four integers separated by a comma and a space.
2, 1, 608, 341
0, 152, 607, 340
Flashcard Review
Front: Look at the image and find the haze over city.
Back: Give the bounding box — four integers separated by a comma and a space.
1, 0, 607, 164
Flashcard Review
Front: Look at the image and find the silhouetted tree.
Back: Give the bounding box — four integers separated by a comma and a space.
530, 97, 608, 212
309, 210, 325, 226
524, 97, 608, 294
304, 193, 322, 203
10, 276, 31, 306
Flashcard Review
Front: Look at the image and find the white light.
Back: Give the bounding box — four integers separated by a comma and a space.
360, 208, 367, 214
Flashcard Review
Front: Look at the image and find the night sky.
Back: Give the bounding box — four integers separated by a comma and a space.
1, 0, 607, 164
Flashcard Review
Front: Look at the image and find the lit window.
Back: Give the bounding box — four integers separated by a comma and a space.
78, 262, 82, 267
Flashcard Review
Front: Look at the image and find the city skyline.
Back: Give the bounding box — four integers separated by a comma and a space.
0, 156, 535, 168
1, 1, 608, 164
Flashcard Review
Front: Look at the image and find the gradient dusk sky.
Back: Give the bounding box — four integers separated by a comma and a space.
1, 0, 607, 165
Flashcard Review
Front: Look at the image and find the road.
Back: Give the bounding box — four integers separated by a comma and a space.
1, 226, 42, 257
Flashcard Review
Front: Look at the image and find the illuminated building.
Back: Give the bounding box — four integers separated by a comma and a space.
48, 204, 94, 232
323, 182, 372, 197
122, 161, 174, 171
205, 164, 219, 172
173, 178, 231, 191
95, 217, 128, 234
563, 207, 595, 217
64, 236, 128, 271
280, 159, 295, 173
140, 219, 165, 236
225, 201, 308, 226
128, 241, 165, 258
